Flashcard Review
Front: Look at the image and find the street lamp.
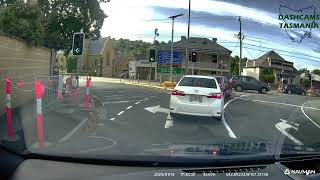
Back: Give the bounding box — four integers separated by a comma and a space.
169, 13, 184, 82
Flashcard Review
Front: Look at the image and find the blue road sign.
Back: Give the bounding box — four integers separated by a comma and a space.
157, 51, 182, 65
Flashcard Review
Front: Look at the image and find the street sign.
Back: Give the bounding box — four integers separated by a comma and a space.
157, 51, 182, 65
72, 32, 84, 56
157, 66, 181, 74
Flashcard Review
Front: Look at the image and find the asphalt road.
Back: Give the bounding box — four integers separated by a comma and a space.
17, 80, 320, 156
45, 80, 318, 156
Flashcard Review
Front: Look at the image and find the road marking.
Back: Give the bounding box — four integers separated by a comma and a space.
110, 118, 115, 121
164, 114, 174, 128
135, 101, 141, 104
222, 115, 237, 139
275, 119, 303, 145
117, 111, 124, 116
103, 100, 130, 104
104, 95, 122, 98
239, 98, 320, 111
221, 96, 247, 139
301, 101, 320, 129
59, 118, 88, 143
145, 97, 149, 100
126, 106, 133, 109
164, 120, 173, 128
145, 105, 170, 114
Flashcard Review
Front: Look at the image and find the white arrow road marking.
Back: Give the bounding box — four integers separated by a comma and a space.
144, 105, 170, 114
275, 119, 303, 145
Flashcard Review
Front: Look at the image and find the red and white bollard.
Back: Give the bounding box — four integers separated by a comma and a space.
5, 78, 14, 140
35, 80, 45, 148
85, 77, 91, 112
57, 75, 64, 101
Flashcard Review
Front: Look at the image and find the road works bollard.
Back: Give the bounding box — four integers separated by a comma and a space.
35, 80, 45, 148
5, 78, 14, 140
86, 77, 91, 112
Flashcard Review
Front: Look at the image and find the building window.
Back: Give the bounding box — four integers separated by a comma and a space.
212, 54, 218, 63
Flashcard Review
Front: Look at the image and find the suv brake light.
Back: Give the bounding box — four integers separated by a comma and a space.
207, 93, 222, 99
171, 90, 185, 96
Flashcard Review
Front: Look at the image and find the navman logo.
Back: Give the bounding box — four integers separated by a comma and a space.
284, 169, 316, 176
279, 5, 319, 43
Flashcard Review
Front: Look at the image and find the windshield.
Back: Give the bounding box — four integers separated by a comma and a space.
178, 77, 217, 88
1, 0, 320, 165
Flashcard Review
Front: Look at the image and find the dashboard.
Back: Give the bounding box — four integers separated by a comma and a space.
1, 148, 319, 180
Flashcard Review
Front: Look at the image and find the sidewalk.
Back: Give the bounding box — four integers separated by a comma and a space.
0, 86, 95, 152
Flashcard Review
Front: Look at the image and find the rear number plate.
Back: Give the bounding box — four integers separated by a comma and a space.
190, 95, 202, 102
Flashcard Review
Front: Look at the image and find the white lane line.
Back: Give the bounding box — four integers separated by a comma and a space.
222, 115, 237, 139
110, 118, 115, 121
59, 118, 88, 143
135, 101, 141, 104
164, 114, 174, 128
103, 95, 122, 97
117, 111, 124, 116
301, 101, 320, 129
221, 96, 247, 139
126, 106, 133, 109
103, 100, 130, 104
145, 97, 149, 100
239, 98, 320, 111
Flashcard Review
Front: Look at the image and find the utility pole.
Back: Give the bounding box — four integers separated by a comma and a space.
238, 16, 243, 76
169, 14, 183, 82
185, 0, 191, 75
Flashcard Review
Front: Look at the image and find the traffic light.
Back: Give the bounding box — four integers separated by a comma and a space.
188, 53, 192, 61
192, 52, 197, 62
72, 33, 84, 56
309, 73, 312, 80
149, 49, 156, 62
280, 73, 283, 78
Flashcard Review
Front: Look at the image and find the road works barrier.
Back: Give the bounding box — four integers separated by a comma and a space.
2, 75, 92, 148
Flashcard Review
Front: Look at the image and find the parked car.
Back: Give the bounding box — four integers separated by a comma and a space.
214, 75, 232, 98
121, 71, 129, 78
230, 75, 270, 94
284, 84, 306, 96
170, 75, 224, 120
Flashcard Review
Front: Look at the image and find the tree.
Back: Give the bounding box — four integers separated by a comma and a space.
0, 0, 107, 51
230, 56, 240, 76
39, 0, 107, 51
260, 68, 275, 83
298, 68, 308, 74
66, 56, 76, 73
312, 69, 320, 76
0, 0, 44, 45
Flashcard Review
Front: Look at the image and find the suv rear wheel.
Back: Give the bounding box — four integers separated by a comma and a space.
235, 85, 242, 92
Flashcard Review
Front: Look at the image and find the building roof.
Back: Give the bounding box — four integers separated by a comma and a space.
169, 37, 231, 54
247, 50, 292, 68
300, 73, 320, 81
88, 37, 109, 55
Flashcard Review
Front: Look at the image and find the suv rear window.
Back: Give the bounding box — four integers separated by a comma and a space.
178, 77, 217, 88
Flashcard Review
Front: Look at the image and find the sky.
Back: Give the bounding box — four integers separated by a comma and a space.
99, 0, 320, 70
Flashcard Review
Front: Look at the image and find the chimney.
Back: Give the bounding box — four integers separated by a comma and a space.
212, 38, 217, 44
181, 36, 186, 40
